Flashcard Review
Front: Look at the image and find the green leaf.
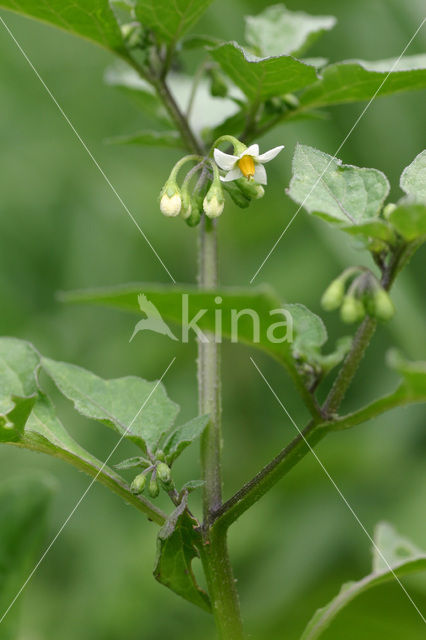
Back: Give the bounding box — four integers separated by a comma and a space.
387, 350, 426, 400
372, 522, 424, 571
154, 496, 210, 611
0, 338, 126, 478
0, 338, 39, 413
400, 149, 426, 201
135, 0, 214, 44
114, 456, 149, 470
286, 305, 351, 377
60, 283, 294, 363
287, 144, 390, 224
180, 479, 205, 494
301, 522, 426, 640
107, 130, 185, 148
163, 415, 209, 465
59, 284, 329, 418
299, 55, 426, 108
0, 0, 127, 56
0, 395, 37, 441
245, 4, 336, 58
210, 42, 318, 101
340, 219, 395, 242
0, 338, 40, 439
0, 338, 166, 524
24, 393, 144, 498
286, 303, 327, 355
313, 336, 352, 375
181, 34, 221, 50
0, 474, 53, 638
389, 200, 426, 241
41, 357, 179, 453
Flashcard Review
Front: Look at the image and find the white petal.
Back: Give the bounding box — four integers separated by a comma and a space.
221, 167, 243, 182
256, 145, 284, 163
253, 164, 267, 185
214, 148, 238, 171
241, 144, 259, 158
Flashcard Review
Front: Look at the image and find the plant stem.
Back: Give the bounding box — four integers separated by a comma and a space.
200, 526, 245, 640
198, 217, 222, 517
198, 217, 245, 639
330, 386, 416, 430
323, 316, 377, 416
212, 420, 327, 529
151, 74, 204, 155
213, 243, 414, 531
131, 54, 243, 635
212, 315, 379, 531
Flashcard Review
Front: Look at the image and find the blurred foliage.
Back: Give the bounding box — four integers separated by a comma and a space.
0, 0, 425, 638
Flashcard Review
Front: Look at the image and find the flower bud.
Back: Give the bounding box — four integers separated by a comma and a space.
383, 203, 396, 220
159, 180, 182, 217
225, 182, 250, 208
185, 193, 202, 226
203, 183, 225, 219
130, 473, 146, 495
157, 462, 171, 485
156, 450, 166, 462
236, 178, 264, 200
340, 296, 365, 324
372, 288, 395, 321
186, 208, 201, 227
283, 93, 299, 109
208, 68, 228, 98
180, 189, 192, 220
148, 475, 159, 498
120, 22, 142, 48
321, 278, 345, 311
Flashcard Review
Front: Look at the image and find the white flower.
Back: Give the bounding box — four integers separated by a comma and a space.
213, 143, 284, 185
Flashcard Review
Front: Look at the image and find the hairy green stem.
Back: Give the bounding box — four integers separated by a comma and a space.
212, 421, 327, 529
200, 527, 245, 640
323, 316, 377, 415
131, 55, 244, 635
198, 217, 222, 517
330, 385, 419, 430
198, 217, 245, 639
151, 74, 204, 154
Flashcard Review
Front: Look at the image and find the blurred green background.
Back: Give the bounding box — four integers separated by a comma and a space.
0, 0, 425, 638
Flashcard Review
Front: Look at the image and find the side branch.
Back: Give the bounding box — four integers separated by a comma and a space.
212, 420, 327, 530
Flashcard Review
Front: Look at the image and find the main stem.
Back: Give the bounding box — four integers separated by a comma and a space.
198, 217, 245, 640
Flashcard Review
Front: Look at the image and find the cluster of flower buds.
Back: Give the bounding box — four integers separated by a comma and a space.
321, 267, 395, 323
130, 450, 172, 500
159, 153, 224, 225
159, 135, 284, 225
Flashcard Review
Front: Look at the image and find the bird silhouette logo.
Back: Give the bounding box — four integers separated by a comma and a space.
130, 294, 179, 342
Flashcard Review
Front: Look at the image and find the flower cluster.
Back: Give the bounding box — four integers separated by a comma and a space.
127, 450, 172, 499
158, 136, 284, 225
321, 267, 394, 323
